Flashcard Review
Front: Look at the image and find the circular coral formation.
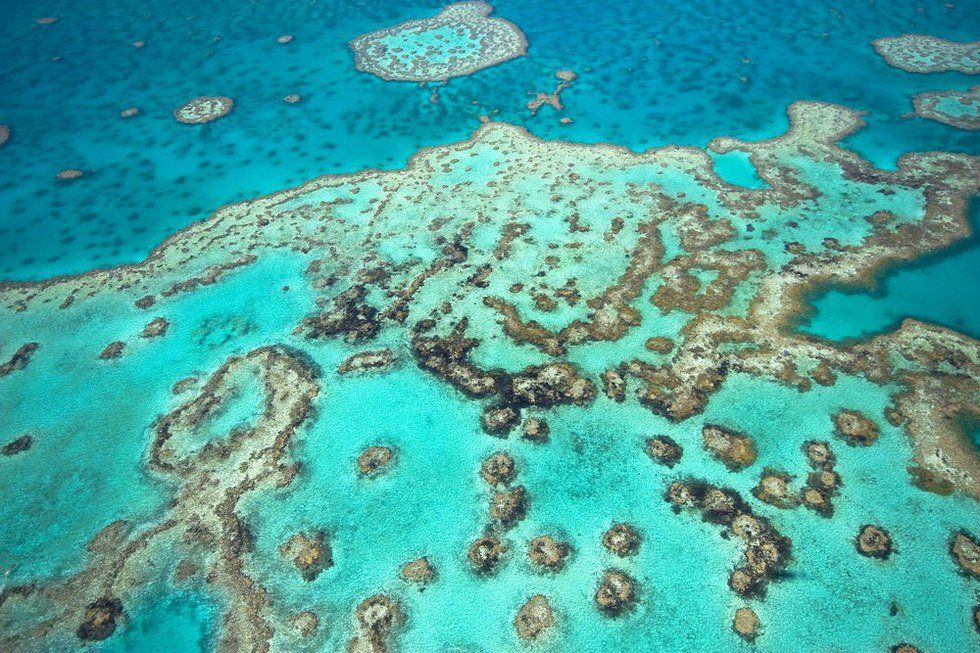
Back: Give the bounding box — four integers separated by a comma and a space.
277, 34, 293, 44
401, 556, 436, 585
514, 594, 554, 640
912, 87, 980, 131
349, 2, 528, 82
702, 424, 757, 471
283, 94, 302, 104
76, 597, 123, 641
120, 107, 139, 119
594, 569, 638, 616
173, 96, 234, 124
645, 435, 683, 467
803, 440, 836, 469
602, 522, 641, 557
752, 469, 798, 508
528, 535, 570, 571
358, 445, 394, 477
949, 530, 980, 578
732, 607, 759, 641
521, 417, 549, 443
480, 452, 516, 486
856, 525, 893, 559
56, 169, 84, 181
801, 486, 832, 516
490, 485, 527, 528
280, 531, 332, 581
468, 535, 504, 574
834, 409, 880, 446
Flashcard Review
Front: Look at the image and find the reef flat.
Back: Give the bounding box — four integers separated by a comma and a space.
349, 2, 527, 82
912, 86, 980, 131
1, 100, 979, 652
872, 34, 980, 74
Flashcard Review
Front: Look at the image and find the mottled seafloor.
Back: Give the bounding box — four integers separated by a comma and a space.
0, 1, 979, 652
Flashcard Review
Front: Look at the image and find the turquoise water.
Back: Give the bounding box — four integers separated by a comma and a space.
1, 1, 979, 652
801, 201, 980, 341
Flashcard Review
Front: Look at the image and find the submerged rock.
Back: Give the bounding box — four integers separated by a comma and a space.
645, 435, 683, 467
594, 569, 638, 616
602, 523, 641, 557
528, 535, 570, 572
949, 531, 980, 578
401, 557, 436, 585
280, 531, 332, 581
490, 486, 528, 528
702, 424, 757, 471
348, 594, 403, 653
468, 535, 505, 574
2, 434, 32, 456
99, 341, 126, 360
0, 343, 39, 376
480, 452, 516, 486
521, 417, 549, 443
856, 525, 893, 559
833, 410, 880, 446
514, 594, 555, 640
77, 597, 123, 641
732, 607, 759, 641
358, 446, 394, 477
291, 611, 319, 637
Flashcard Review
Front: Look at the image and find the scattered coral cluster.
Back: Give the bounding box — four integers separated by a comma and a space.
1, 97, 979, 650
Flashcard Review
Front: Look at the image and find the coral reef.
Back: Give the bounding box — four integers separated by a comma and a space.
349, 2, 527, 82
528, 535, 570, 572
912, 86, 980, 131
702, 424, 757, 471
358, 445, 395, 477
594, 569, 638, 616
514, 595, 555, 640
602, 523, 641, 557
855, 525, 894, 560
280, 531, 332, 580
401, 557, 436, 585
872, 35, 980, 74
173, 96, 234, 124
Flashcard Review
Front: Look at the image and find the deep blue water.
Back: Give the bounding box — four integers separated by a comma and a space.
1, 0, 978, 283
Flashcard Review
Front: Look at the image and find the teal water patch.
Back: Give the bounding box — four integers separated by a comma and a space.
709, 150, 767, 189
800, 200, 980, 341
97, 585, 220, 653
